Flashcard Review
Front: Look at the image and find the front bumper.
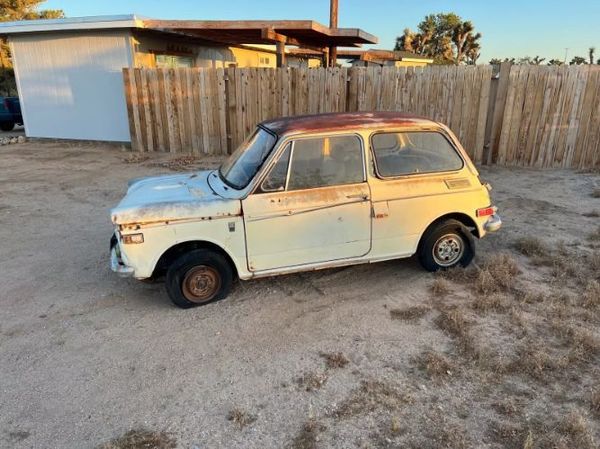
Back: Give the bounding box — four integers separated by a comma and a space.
110, 234, 134, 277
484, 214, 502, 233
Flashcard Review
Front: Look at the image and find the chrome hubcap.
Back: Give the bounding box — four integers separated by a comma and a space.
433, 233, 464, 267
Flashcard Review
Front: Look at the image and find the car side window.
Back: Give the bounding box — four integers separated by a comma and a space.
371, 131, 463, 177
260, 143, 291, 192
287, 135, 364, 191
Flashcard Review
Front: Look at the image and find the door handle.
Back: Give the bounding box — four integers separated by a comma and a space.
346, 194, 369, 200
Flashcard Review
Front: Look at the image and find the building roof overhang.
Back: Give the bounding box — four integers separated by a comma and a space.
0, 15, 378, 50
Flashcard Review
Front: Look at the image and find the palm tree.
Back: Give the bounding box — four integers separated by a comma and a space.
589, 47, 596, 65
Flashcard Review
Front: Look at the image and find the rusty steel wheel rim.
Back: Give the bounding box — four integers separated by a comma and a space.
182, 265, 221, 303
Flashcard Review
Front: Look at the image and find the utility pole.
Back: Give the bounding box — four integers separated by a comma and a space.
328, 0, 338, 67
564, 48, 569, 64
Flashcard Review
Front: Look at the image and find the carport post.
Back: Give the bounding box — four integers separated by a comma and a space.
328, 0, 339, 67
276, 41, 286, 67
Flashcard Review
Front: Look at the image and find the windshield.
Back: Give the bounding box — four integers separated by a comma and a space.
219, 127, 277, 190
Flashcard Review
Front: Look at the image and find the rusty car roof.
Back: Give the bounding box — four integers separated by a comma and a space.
260, 112, 439, 136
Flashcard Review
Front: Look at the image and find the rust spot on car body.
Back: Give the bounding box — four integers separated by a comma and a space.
261, 111, 438, 136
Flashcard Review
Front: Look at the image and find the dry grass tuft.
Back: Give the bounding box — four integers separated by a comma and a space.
122, 154, 150, 164
514, 236, 549, 257
389, 305, 430, 322
509, 341, 557, 380
582, 210, 600, 217
472, 293, 510, 312
491, 398, 522, 417
589, 226, 600, 241
150, 155, 204, 171
319, 352, 349, 369
333, 380, 412, 418
434, 307, 483, 360
488, 420, 529, 449
418, 350, 456, 379
555, 324, 600, 362
558, 410, 595, 449
514, 290, 546, 304
475, 253, 519, 295
590, 386, 600, 416
583, 280, 600, 309
591, 188, 600, 198
431, 277, 452, 297
435, 308, 469, 339
97, 429, 176, 449
439, 265, 478, 283
288, 419, 326, 449
226, 408, 257, 429
296, 371, 328, 392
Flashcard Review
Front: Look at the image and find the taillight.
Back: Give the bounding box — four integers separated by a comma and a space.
476, 207, 495, 217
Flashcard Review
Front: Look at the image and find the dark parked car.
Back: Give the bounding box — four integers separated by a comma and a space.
0, 96, 22, 131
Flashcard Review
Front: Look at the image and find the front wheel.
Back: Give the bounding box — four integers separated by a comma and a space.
166, 249, 233, 308
418, 219, 475, 272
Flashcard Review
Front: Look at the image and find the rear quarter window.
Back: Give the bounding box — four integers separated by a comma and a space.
371, 131, 463, 177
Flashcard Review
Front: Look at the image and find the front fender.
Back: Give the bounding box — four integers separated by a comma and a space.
119, 217, 249, 279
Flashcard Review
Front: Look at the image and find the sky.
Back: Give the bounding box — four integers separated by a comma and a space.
43, 0, 600, 64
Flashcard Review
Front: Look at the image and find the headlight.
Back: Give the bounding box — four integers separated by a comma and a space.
121, 233, 144, 244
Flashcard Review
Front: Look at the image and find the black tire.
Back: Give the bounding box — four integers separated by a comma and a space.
0, 121, 15, 131
417, 219, 475, 272
166, 249, 233, 309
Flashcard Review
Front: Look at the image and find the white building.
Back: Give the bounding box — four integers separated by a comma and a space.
0, 15, 376, 143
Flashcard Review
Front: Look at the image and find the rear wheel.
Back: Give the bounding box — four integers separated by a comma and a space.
166, 249, 233, 308
418, 219, 475, 272
0, 121, 15, 131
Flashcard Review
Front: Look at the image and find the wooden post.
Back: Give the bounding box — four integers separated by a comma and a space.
328, 0, 338, 67
487, 61, 512, 164
322, 47, 330, 68
276, 41, 286, 67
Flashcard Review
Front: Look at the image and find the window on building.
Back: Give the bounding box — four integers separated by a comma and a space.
155, 54, 194, 68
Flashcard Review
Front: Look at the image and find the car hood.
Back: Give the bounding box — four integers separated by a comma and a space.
111, 170, 241, 225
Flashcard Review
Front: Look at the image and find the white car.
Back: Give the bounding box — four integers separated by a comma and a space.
110, 112, 501, 308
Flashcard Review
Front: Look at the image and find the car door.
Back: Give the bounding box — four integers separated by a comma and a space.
242, 134, 372, 272
368, 129, 469, 258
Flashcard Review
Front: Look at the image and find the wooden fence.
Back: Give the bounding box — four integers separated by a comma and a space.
494, 65, 600, 168
123, 64, 600, 169
123, 65, 492, 163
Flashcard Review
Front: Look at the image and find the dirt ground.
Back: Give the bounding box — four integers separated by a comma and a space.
1, 141, 599, 449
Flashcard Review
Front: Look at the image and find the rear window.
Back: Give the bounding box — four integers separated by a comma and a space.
371, 131, 463, 177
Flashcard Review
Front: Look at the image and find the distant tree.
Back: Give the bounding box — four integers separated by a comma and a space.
0, 0, 64, 67
589, 47, 596, 65
570, 56, 588, 65
489, 58, 502, 65
395, 12, 481, 65
547, 59, 564, 66
532, 56, 546, 65
464, 33, 480, 65
516, 56, 546, 65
